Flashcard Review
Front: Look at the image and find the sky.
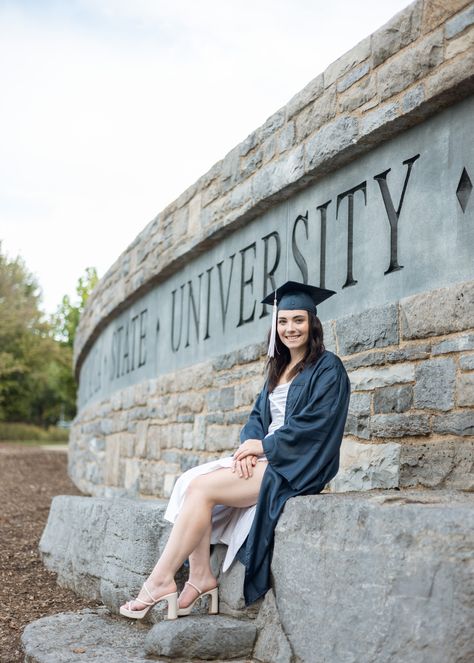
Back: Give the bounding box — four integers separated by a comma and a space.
0, 0, 412, 316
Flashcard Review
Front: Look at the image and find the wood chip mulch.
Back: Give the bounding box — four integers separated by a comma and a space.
0, 444, 101, 663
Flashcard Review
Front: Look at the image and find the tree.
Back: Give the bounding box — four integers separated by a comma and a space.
51, 266, 99, 348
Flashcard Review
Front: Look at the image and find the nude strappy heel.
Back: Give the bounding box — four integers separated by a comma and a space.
119, 581, 178, 620
177, 580, 219, 616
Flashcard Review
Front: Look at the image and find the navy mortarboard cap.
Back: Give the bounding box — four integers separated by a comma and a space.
261, 281, 336, 357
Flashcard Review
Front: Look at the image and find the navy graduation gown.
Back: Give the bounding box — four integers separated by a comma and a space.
238, 349, 351, 605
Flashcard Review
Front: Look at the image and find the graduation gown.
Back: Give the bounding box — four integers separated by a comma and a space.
238, 349, 351, 605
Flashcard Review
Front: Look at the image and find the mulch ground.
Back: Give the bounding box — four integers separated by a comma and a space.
0, 444, 101, 663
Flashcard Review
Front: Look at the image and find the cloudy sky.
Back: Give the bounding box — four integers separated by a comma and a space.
0, 0, 411, 316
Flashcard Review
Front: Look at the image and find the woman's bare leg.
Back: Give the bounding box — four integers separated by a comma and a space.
123, 462, 267, 611
178, 521, 216, 609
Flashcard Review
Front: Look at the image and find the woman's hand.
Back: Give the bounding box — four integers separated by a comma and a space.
232, 455, 258, 479
233, 439, 264, 465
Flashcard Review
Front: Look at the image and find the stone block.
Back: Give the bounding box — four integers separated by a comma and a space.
400, 439, 474, 490
296, 86, 337, 140
337, 74, 376, 113
39, 496, 109, 597
348, 391, 371, 416
349, 363, 414, 390
370, 413, 430, 437
21, 608, 151, 663
343, 345, 431, 371
145, 615, 257, 659
104, 436, 121, 486
372, 1, 423, 66
400, 281, 474, 339
414, 358, 456, 411
457, 373, 474, 406
272, 490, 474, 663
432, 332, 474, 355
424, 49, 474, 103
432, 411, 474, 436
445, 3, 474, 38
324, 36, 371, 88
253, 589, 293, 663
206, 424, 240, 451
446, 24, 474, 59
336, 61, 370, 92
402, 83, 425, 112
321, 319, 337, 353
336, 303, 398, 355
278, 121, 295, 153
422, 0, 472, 33
344, 413, 370, 440
306, 115, 359, 171
377, 30, 443, 101
286, 73, 324, 119
211, 545, 260, 618
361, 102, 401, 136
460, 354, 474, 370
330, 439, 401, 491
373, 384, 413, 413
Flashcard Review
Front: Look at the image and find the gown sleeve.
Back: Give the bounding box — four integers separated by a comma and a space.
261, 356, 350, 492
239, 386, 267, 443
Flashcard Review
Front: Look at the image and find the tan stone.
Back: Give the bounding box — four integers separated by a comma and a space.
337, 75, 377, 113
104, 435, 121, 486
446, 24, 474, 58
324, 36, 371, 88
295, 86, 337, 140
422, 0, 472, 34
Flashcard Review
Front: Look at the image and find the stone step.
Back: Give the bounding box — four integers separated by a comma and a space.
21, 608, 257, 663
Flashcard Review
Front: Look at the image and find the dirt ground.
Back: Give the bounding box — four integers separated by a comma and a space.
0, 444, 101, 663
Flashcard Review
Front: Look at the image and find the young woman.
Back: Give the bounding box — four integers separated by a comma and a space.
120, 281, 351, 619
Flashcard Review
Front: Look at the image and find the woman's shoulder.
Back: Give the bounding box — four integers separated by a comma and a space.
309, 350, 347, 375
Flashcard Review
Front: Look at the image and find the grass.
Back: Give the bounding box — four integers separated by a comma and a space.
0, 422, 70, 443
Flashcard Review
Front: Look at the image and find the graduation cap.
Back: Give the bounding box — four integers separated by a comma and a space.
261, 280, 336, 358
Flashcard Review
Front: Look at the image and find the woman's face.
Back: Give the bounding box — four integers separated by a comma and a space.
277, 309, 310, 353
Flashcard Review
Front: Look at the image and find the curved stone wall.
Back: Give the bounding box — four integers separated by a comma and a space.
71, 0, 474, 497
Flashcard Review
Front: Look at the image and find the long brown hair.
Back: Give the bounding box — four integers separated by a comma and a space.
266, 310, 325, 392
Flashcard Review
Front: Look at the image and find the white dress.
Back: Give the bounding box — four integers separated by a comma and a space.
164, 381, 291, 572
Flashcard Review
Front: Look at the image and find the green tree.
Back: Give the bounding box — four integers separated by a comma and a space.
51, 266, 99, 348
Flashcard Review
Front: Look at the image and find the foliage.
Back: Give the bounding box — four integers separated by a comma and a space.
0, 242, 99, 426
0, 421, 69, 442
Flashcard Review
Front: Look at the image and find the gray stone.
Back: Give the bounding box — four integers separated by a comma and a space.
349, 363, 414, 390
348, 391, 371, 416
400, 440, 474, 490
432, 332, 474, 355
21, 608, 151, 663
330, 439, 401, 491
373, 385, 413, 413
278, 121, 295, 153
144, 615, 257, 659
336, 303, 398, 355
377, 30, 443, 101
402, 84, 425, 113
337, 74, 376, 113
336, 61, 370, 92
286, 73, 324, 119
343, 345, 431, 371
211, 545, 261, 618
253, 589, 293, 663
400, 281, 474, 339
457, 373, 474, 406
414, 358, 456, 411
432, 412, 474, 436
306, 116, 359, 170
344, 413, 371, 440
370, 413, 430, 437
445, 3, 474, 38
361, 102, 400, 136
460, 354, 474, 370
295, 86, 336, 140
324, 36, 371, 88
206, 387, 235, 412
372, 1, 423, 66
272, 491, 474, 663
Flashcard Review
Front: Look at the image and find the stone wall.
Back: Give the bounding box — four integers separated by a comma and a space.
69, 0, 474, 498
69, 279, 474, 497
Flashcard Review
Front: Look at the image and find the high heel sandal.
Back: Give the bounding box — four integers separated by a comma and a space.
119, 581, 178, 620
177, 580, 219, 616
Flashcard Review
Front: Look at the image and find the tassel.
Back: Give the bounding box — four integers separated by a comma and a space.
267, 293, 278, 358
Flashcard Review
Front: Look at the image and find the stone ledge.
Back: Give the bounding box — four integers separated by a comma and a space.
21, 608, 253, 663
36, 490, 474, 662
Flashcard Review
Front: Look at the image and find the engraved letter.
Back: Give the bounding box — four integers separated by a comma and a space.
260, 231, 281, 318
292, 212, 309, 284
374, 154, 420, 274
185, 273, 203, 348
138, 309, 147, 367
217, 254, 235, 331
204, 266, 213, 341
316, 200, 331, 288
238, 242, 257, 327
171, 285, 185, 352
336, 182, 367, 288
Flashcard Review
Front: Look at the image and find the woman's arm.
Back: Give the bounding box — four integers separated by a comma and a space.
262, 356, 350, 492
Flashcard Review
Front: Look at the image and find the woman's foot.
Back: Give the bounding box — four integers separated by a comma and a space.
178, 573, 217, 609
121, 577, 177, 612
